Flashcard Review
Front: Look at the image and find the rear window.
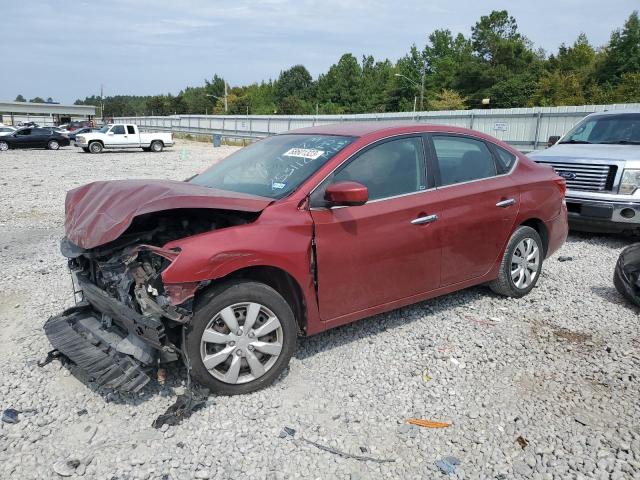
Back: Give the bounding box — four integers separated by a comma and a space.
494, 146, 517, 173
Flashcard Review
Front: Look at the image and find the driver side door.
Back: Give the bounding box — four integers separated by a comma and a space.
309, 135, 442, 325
12, 128, 33, 148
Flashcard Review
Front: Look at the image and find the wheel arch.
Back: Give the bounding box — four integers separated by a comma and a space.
519, 218, 549, 256
194, 265, 307, 335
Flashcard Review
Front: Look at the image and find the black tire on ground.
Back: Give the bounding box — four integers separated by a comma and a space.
613, 244, 640, 308
184, 280, 298, 395
47, 140, 60, 150
82, 147, 90, 153
489, 225, 544, 298
89, 141, 103, 154
150, 140, 163, 152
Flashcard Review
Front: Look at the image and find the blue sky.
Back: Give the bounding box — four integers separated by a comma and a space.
1, 0, 637, 103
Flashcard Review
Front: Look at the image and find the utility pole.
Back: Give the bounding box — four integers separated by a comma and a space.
100, 84, 104, 120
224, 82, 228, 113
420, 59, 427, 111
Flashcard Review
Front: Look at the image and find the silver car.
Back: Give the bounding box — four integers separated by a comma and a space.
529, 110, 640, 234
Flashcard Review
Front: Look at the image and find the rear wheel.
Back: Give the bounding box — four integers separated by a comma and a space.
89, 141, 103, 154
489, 226, 543, 298
150, 140, 163, 152
47, 140, 60, 150
0, 141, 8, 152
185, 281, 297, 395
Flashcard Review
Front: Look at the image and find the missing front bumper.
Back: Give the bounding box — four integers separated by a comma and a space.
43, 306, 151, 393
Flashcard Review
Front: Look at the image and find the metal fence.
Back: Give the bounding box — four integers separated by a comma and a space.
115, 103, 640, 151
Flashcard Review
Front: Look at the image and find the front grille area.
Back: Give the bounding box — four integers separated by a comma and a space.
535, 161, 617, 192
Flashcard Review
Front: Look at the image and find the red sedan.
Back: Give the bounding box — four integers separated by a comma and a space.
46, 123, 568, 395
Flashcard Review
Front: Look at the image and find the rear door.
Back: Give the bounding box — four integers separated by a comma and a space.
309, 135, 442, 322
126, 125, 141, 147
32, 128, 52, 148
427, 134, 520, 287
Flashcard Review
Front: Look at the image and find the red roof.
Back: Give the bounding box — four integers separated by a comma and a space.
288, 121, 473, 138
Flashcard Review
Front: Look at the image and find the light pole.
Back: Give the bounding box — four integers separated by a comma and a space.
395, 60, 427, 111
206, 83, 228, 114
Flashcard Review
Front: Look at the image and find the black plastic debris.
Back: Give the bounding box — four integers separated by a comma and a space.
1, 408, 20, 424
435, 456, 461, 475
77, 409, 88, 416
557, 256, 574, 262
152, 388, 208, 429
614, 243, 640, 308
37, 349, 68, 368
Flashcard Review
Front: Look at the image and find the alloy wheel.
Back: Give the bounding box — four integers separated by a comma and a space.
49, 140, 59, 150
0, 142, 8, 151
200, 302, 283, 384
510, 238, 540, 289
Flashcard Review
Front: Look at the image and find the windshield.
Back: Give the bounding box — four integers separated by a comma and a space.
561, 114, 640, 145
190, 134, 355, 199
98, 125, 111, 133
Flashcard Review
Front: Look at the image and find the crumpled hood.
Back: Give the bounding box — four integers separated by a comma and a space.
529, 143, 640, 162
65, 179, 272, 249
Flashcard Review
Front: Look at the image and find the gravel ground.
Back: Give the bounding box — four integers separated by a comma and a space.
0, 141, 639, 480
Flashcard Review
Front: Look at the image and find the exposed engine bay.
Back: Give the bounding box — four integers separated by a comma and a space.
44, 208, 259, 392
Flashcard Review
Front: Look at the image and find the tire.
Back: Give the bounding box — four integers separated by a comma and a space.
0, 141, 8, 152
489, 226, 543, 298
185, 280, 297, 395
82, 147, 90, 153
47, 140, 60, 150
89, 141, 103, 154
150, 140, 163, 152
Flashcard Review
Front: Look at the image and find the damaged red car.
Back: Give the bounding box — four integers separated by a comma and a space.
45, 123, 568, 395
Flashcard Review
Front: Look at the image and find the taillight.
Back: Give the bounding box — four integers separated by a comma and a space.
554, 178, 567, 197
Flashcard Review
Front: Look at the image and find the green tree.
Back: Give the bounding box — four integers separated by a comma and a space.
14, 94, 26, 102
598, 11, 640, 84
274, 65, 314, 103
429, 89, 467, 110
317, 53, 362, 113
29, 97, 45, 103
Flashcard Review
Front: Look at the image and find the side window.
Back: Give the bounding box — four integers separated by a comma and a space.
127, 125, 136, 134
34, 128, 50, 135
16, 129, 31, 136
432, 135, 496, 186
333, 137, 426, 202
112, 125, 125, 135
494, 145, 517, 173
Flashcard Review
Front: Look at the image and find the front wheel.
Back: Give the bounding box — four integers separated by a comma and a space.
150, 140, 163, 152
0, 141, 8, 152
185, 281, 297, 395
47, 140, 60, 150
489, 226, 543, 298
89, 142, 103, 154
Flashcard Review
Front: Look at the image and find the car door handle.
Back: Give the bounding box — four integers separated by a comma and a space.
411, 214, 438, 225
496, 198, 516, 208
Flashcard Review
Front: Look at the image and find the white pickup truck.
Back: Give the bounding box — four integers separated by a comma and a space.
75, 124, 174, 153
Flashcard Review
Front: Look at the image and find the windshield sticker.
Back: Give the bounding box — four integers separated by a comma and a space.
271, 181, 286, 190
283, 148, 325, 160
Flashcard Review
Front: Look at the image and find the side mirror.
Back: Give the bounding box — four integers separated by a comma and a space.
324, 181, 368, 207
547, 136, 560, 148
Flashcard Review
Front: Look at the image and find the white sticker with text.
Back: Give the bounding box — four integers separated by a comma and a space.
283, 148, 325, 160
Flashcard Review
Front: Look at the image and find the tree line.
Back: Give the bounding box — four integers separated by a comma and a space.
66, 9, 640, 117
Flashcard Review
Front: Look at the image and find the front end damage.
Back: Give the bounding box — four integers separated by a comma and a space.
44, 208, 258, 393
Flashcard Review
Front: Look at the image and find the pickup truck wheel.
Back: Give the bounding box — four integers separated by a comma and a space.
489, 226, 543, 298
0, 141, 8, 151
47, 140, 60, 150
150, 140, 163, 152
185, 280, 297, 395
89, 142, 103, 154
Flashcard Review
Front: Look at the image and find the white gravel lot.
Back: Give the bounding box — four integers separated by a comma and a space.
0, 141, 639, 480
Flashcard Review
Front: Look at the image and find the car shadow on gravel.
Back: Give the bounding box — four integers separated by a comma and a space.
296, 285, 484, 360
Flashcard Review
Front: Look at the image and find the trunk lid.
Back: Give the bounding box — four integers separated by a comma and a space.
65, 179, 272, 249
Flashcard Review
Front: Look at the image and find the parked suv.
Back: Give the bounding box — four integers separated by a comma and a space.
45, 123, 567, 395
529, 110, 640, 233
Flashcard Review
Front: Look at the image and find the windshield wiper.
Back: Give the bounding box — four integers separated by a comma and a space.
596, 140, 640, 145
558, 140, 592, 144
